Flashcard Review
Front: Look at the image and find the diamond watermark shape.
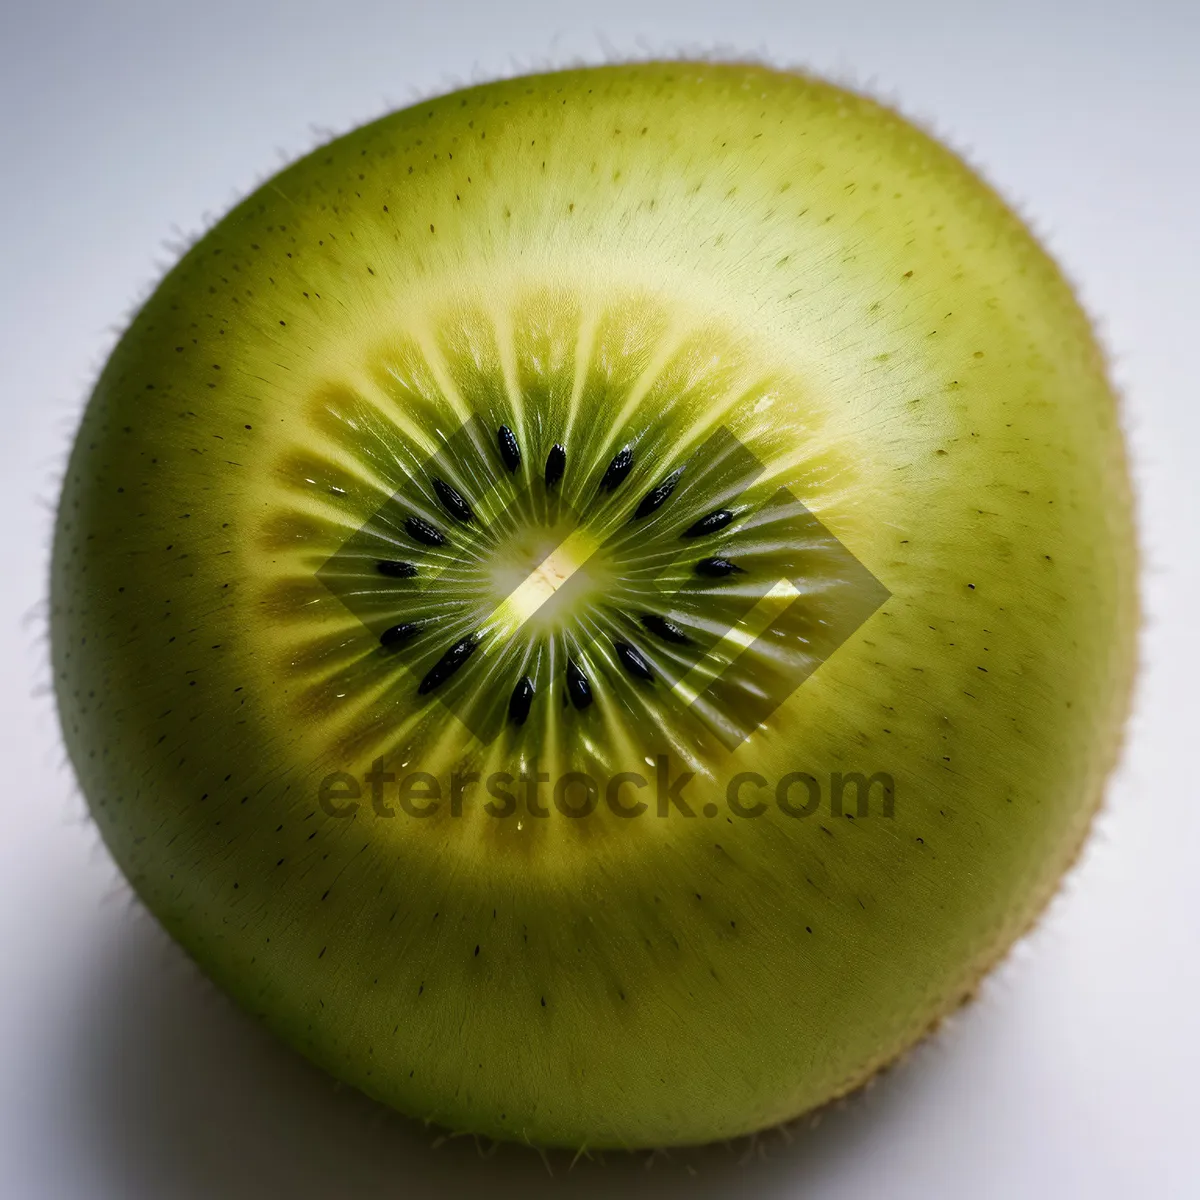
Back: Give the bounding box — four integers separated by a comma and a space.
317, 418, 889, 748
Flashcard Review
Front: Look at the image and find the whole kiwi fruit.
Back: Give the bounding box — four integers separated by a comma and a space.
51, 62, 1137, 1149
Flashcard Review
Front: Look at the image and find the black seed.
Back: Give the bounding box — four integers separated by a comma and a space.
683, 508, 734, 538
614, 640, 653, 682
380, 621, 422, 648
545, 443, 566, 489
565, 659, 593, 710
598, 445, 634, 493
508, 676, 534, 725
695, 556, 743, 578
641, 613, 690, 644
406, 514, 447, 546
432, 478, 474, 523
376, 559, 417, 578
633, 467, 684, 519
418, 635, 479, 694
498, 425, 521, 472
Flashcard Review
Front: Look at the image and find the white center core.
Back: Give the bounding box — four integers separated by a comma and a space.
486, 525, 601, 634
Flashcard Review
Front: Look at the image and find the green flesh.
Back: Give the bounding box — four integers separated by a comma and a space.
51, 63, 1137, 1148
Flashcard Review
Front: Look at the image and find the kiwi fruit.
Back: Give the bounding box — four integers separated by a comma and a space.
50, 62, 1137, 1150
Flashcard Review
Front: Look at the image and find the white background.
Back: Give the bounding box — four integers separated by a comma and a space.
1, 2, 1197, 1196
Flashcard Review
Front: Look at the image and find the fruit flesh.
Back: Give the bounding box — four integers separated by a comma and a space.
51, 63, 1137, 1147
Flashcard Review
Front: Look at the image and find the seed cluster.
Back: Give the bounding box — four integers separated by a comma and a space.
374, 427, 750, 723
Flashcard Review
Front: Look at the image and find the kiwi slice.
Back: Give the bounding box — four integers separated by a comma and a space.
50, 63, 1137, 1149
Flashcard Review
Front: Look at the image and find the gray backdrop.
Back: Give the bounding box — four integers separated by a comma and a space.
1, 2, 1196, 1197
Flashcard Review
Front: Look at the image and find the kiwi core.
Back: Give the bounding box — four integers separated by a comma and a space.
488, 522, 604, 634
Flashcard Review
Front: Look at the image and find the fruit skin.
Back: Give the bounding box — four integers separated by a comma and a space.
51, 62, 1137, 1148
